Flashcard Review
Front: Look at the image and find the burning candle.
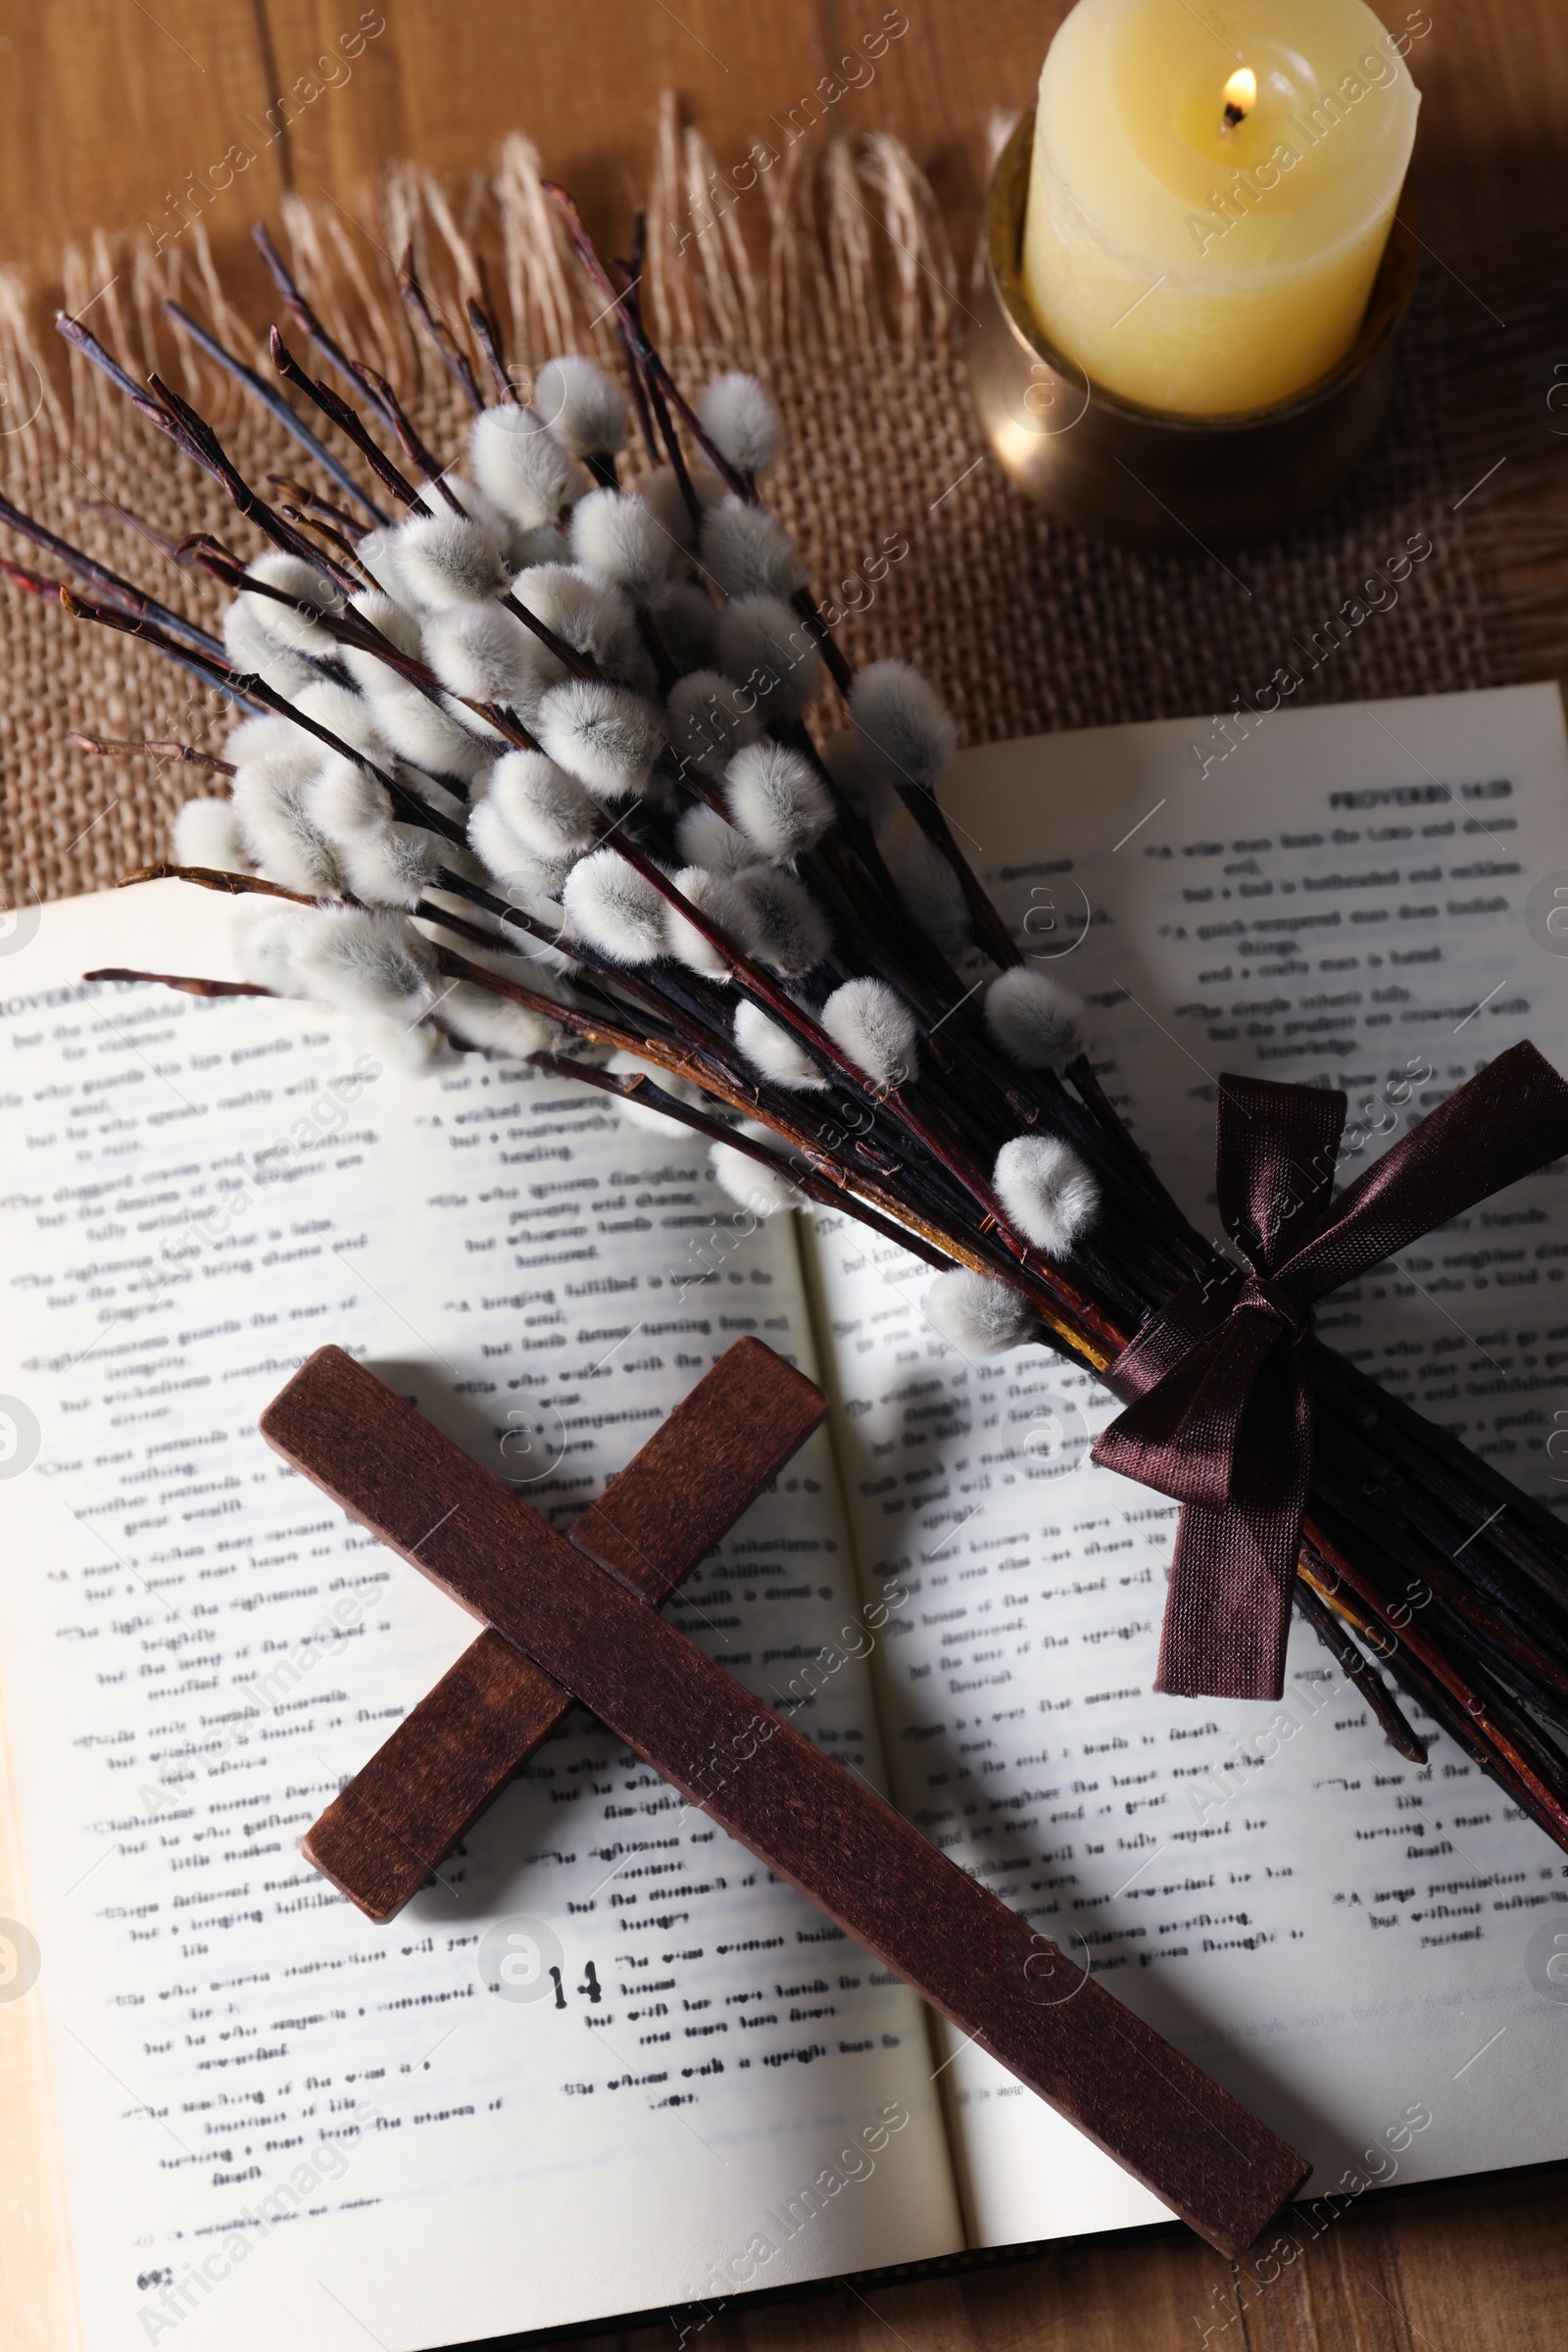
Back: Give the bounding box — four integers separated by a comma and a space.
1021, 0, 1420, 417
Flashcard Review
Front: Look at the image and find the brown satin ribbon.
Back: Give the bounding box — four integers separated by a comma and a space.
1092, 1042, 1568, 1702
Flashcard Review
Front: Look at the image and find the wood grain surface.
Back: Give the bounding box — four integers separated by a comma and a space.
0, 0, 1563, 307
1, 3, 1564, 2346
262, 1344, 1310, 2260
304, 1337, 827, 1920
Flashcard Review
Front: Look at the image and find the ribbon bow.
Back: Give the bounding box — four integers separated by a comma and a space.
1092, 1042, 1568, 1703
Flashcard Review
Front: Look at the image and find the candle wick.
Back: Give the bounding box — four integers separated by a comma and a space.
1220, 67, 1256, 134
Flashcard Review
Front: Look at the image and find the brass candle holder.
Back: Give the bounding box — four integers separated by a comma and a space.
968, 108, 1421, 550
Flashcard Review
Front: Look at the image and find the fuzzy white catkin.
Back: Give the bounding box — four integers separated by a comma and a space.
849, 660, 956, 789
416, 475, 512, 548
710, 1122, 803, 1217
733, 999, 826, 1090
230, 759, 342, 896
715, 596, 824, 722
290, 678, 388, 764
238, 550, 342, 659
697, 372, 784, 477
486, 751, 600, 859
891, 834, 969, 956
984, 967, 1084, 1071
468, 405, 588, 527
222, 599, 318, 699
699, 497, 804, 601
820, 977, 916, 1087
349, 588, 424, 659
438, 982, 557, 1060
353, 528, 416, 609
511, 564, 642, 680
562, 848, 667, 963
309, 758, 391, 842
569, 489, 675, 598
235, 907, 311, 997
992, 1135, 1099, 1255
923, 1270, 1034, 1358
536, 680, 662, 801
534, 356, 629, 458
660, 865, 748, 978
172, 797, 252, 874
223, 713, 311, 769
728, 868, 830, 976
723, 740, 834, 861
466, 798, 573, 904
665, 669, 761, 781
345, 653, 494, 783
360, 1015, 444, 1074
506, 521, 572, 571
394, 512, 508, 609
422, 603, 545, 718
607, 1050, 704, 1135
289, 906, 437, 1021
674, 802, 754, 876
335, 822, 444, 910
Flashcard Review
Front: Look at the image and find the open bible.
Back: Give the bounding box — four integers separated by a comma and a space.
3, 682, 1566, 2352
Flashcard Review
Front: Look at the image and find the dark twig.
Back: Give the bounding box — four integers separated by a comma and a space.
71, 734, 235, 777
142, 371, 362, 594
400, 247, 484, 415
466, 260, 516, 404
269, 329, 423, 514
85, 966, 271, 998
544, 182, 752, 501
343, 355, 466, 512
0, 486, 222, 658
614, 217, 661, 465
1292, 1578, 1428, 1762
164, 301, 390, 523
57, 591, 465, 836
54, 310, 143, 404
253, 222, 400, 432
267, 476, 370, 542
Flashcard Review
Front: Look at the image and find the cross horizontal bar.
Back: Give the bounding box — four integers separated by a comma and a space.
303, 1340, 825, 1919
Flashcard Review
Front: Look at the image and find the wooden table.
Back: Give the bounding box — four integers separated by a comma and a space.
1, 0, 1564, 291
0, 6, 1563, 2348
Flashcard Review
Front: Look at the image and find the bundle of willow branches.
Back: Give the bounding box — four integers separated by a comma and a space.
6, 193, 1568, 1857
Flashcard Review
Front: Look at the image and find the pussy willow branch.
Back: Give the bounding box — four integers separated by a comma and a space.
267, 328, 426, 516
399, 248, 485, 416
0, 483, 222, 658
466, 280, 518, 408
164, 300, 390, 523
45, 472, 1160, 1367
179, 542, 539, 755
71, 735, 235, 777
253, 220, 400, 433
5, 563, 265, 714
146, 370, 362, 594
59, 590, 467, 839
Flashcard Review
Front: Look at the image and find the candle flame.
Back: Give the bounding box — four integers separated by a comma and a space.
1222, 66, 1257, 122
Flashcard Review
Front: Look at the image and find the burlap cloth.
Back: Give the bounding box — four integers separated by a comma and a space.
1, 101, 1564, 910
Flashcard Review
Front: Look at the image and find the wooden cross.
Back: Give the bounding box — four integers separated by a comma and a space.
262, 1341, 1308, 2258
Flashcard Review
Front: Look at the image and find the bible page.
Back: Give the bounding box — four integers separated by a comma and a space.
808, 683, 1568, 2248
0, 882, 961, 2352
